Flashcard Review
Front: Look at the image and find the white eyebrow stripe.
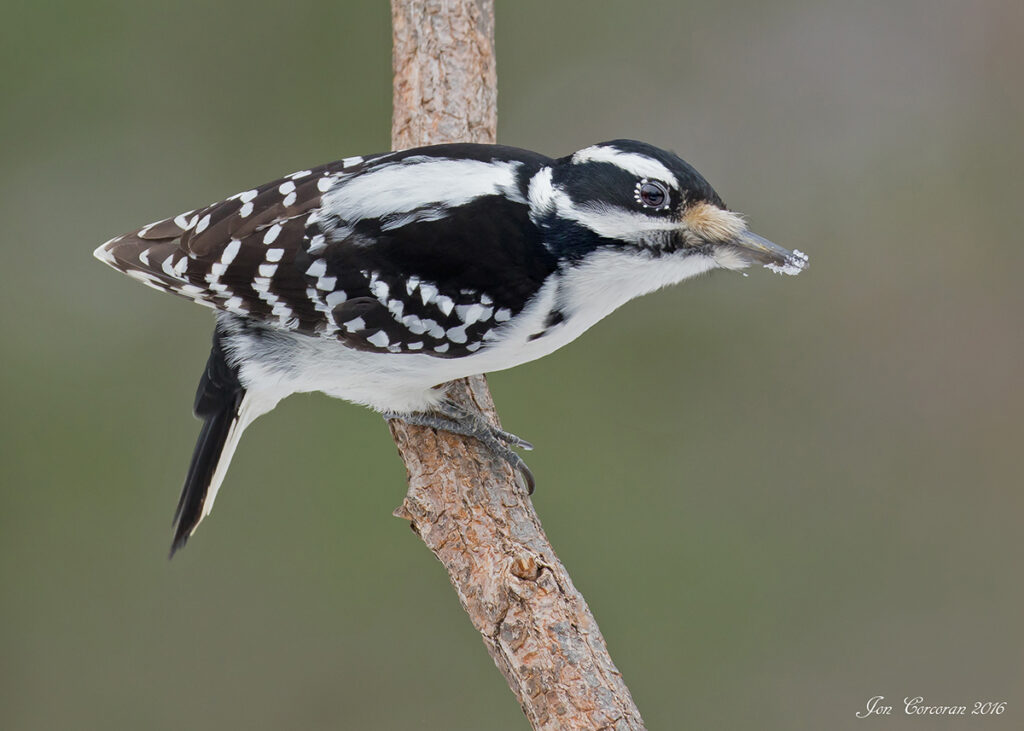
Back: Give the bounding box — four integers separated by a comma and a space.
571, 147, 678, 187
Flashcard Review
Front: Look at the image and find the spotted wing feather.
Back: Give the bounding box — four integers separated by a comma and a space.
95, 150, 557, 358
95, 161, 363, 328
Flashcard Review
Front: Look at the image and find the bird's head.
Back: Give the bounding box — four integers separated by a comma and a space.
532, 139, 808, 275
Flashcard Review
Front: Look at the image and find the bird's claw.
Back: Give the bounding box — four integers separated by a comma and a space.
384, 403, 536, 493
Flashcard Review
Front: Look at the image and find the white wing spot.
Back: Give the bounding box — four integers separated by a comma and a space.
434, 343, 449, 353
282, 192, 297, 207
259, 263, 278, 277
221, 239, 241, 265
370, 279, 390, 301
125, 271, 167, 293
325, 290, 347, 308
308, 234, 326, 254
195, 214, 211, 234
419, 283, 438, 305
403, 314, 426, 334
366, 331, 390, 348
239, 189, 259, 203
279, 181, 296, 195
343, 156, 363, 167
125, 269, 156, 284
287, 170, 312, 180
436, 295, 455, 317
495, 308, 512, 322
306, 259, 327, 278
271, 302, 293, 320
305, 286, 336, 334
239, 202, 254, 217
425, 320, 445, 339
263, 224, 282, 244
455, 303, 485, 325
446, 325, 468, 344
316, 276, 337, 291
344, 317, 366, 332
317, 176, 334, 192
265, 248, 284, 262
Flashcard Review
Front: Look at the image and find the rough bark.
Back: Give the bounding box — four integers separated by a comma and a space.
388, 2, 646, 729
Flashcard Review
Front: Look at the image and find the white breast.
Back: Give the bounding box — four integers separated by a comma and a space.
225, 250, 719, 414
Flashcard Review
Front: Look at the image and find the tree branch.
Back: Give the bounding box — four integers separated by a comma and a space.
388, 2, 646, 728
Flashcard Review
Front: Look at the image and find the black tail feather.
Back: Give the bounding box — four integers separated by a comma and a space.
170, 331, 244, 558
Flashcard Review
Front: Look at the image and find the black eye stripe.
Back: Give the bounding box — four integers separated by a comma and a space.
634, 179, 670, 210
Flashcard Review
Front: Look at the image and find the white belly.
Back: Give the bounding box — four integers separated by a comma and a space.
223, 251, 718, 413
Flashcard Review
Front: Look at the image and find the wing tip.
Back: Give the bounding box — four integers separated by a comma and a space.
93, 237, 121, 267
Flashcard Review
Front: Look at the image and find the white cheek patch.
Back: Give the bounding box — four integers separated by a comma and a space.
562, 202, 682, 242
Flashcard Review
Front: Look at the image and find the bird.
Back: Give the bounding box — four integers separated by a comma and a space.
94, 139, 808, 556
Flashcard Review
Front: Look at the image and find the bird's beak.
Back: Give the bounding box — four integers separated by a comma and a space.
724, 231, 809, 276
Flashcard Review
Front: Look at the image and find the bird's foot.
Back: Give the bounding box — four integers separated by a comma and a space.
383, 402, 536, 494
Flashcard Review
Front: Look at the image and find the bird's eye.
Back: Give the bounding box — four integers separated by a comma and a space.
636, 180, 669, 210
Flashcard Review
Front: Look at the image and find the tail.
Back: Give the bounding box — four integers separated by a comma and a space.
170, 330, 276, 557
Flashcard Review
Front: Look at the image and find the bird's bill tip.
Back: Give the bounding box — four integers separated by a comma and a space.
723, 231, 809, 276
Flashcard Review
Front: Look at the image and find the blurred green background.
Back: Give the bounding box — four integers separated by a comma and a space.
2, 1, 1022, 729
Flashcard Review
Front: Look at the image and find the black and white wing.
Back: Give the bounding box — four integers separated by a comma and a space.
95, 145, 558, 358
95, 156, 373, 331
